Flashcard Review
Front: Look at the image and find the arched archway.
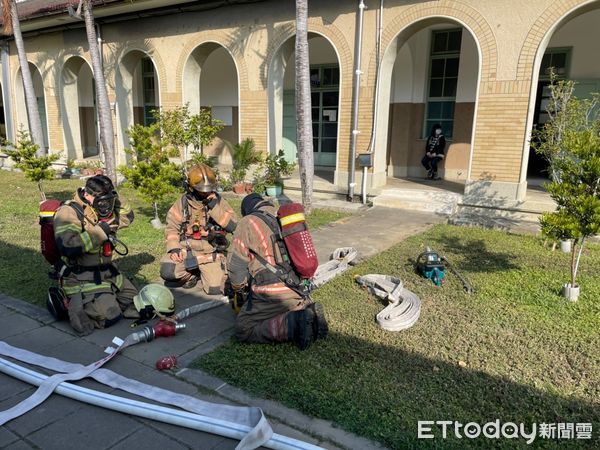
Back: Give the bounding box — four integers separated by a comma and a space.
522, 3, 600, 186
115, 50, 160, 162
183, 42, 239, 163
268, 33, 342, 171
15, 62, 49, 151
60, 56, 98, 160
374, 18, 481, 183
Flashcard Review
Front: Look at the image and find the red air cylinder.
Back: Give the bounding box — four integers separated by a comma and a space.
277, 203, 318, 279
39, 199, 63, 265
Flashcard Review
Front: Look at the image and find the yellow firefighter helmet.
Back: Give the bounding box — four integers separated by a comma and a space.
187, 164, 217, 193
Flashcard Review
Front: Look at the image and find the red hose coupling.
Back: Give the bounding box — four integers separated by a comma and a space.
152, 320, 186, 338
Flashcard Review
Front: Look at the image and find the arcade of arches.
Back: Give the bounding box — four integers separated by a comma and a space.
1, 0, 598, 205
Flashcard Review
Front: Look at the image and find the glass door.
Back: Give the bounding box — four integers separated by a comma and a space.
310, 66, 339, 167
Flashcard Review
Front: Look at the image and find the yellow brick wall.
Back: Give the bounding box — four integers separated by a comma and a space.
5, 0, 596, 193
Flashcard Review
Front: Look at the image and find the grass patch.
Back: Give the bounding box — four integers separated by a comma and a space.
0, 171, 348, 306
193, 225, 600, 449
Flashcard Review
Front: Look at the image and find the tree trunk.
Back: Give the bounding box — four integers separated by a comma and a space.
570, 238, 579, 287
37, 180, 46, 202
82, 0, 117, 183
3, 0, 45, 155
295, 0, 314, 214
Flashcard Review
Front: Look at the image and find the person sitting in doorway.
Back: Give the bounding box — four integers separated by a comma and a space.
421, 124, 446, 180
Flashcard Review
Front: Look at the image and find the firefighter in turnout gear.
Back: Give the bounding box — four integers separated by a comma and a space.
159, 164, 237, 294
53, 175, 138, 335
228, 194, 328, 350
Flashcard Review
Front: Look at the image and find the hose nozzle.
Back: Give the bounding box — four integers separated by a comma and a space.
130, 321, 186, 344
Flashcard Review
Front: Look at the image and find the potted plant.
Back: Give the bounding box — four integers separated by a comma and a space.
62, 158, 75, 179
217, 173, 233, 192
226, 138, 262, 194
535, 79, 600, 302
230, 168, 247, 194
262, 149, 296, 197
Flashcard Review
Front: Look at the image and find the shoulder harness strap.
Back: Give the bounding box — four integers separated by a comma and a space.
248, 210, 306, 297
64, 201, 86, 231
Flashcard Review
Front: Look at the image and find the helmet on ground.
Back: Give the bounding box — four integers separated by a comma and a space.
187, 164, 217, 193
133, 284, 175, 320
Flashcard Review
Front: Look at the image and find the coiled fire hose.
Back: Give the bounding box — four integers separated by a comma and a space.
355, 274, 421, 331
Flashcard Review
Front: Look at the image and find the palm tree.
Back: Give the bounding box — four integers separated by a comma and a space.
2, 0, 46, 155
295, 0, 314, 213
70, 0, 117, 182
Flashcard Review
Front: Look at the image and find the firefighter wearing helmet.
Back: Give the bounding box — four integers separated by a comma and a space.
159, 164, 237, 294
227, 194, 328, 350
53, 175, 139, 336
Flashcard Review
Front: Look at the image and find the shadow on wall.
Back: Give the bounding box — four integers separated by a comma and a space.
451, 173, 526, 231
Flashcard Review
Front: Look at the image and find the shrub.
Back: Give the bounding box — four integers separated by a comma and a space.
118, 123, 182, 222
2, 129, 60, 201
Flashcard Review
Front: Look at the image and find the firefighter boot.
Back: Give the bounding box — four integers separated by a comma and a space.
287, 308, 315, 350
308, 302, 329, 340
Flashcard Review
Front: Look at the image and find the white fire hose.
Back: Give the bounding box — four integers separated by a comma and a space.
313, 247, 358, 288
0, 343, 321, 450
0, 248, 359, 449
355, 274, 421, 331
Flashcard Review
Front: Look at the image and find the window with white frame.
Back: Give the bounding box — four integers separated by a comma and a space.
424, 29, 462, 139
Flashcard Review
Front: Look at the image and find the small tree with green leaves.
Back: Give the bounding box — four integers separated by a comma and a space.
118, 123, 182, 225
3, 129, 60, 201
535, 80, 600, 293
153, 104, 223, 163
532, 73, 599, 180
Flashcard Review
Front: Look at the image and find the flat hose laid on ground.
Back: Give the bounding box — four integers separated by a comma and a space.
0, 307, 273, 450
355, 274, 421, 331
0, 350, 322, 450
313, 247, 358, 288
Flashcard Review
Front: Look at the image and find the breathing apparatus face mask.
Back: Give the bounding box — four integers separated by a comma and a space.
91, 191, 117, 218
190, 189, 211, 202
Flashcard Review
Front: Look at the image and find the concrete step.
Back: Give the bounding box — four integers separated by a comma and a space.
372, 188, 462, 216
283, 184, 345, 201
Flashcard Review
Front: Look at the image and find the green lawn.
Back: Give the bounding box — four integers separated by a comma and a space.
0, 171, 349, 306
193, 224, 600, 449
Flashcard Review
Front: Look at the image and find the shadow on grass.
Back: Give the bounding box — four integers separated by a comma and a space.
196, 331, 600, 449
412, 233, 522, 274
0, 239, 154, 306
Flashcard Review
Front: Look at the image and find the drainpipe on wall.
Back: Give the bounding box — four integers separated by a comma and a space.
361, 0, 384, 204
348, 0, 366, 202
1, 41, 15, 143
95, 22, 105, 163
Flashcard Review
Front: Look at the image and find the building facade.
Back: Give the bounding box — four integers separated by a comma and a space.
1, 0, 599, 206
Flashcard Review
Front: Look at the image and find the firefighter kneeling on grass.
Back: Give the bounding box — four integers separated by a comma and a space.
160, 164, 237, 294
53, 175, 139, 335
228, 193, 328, 350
